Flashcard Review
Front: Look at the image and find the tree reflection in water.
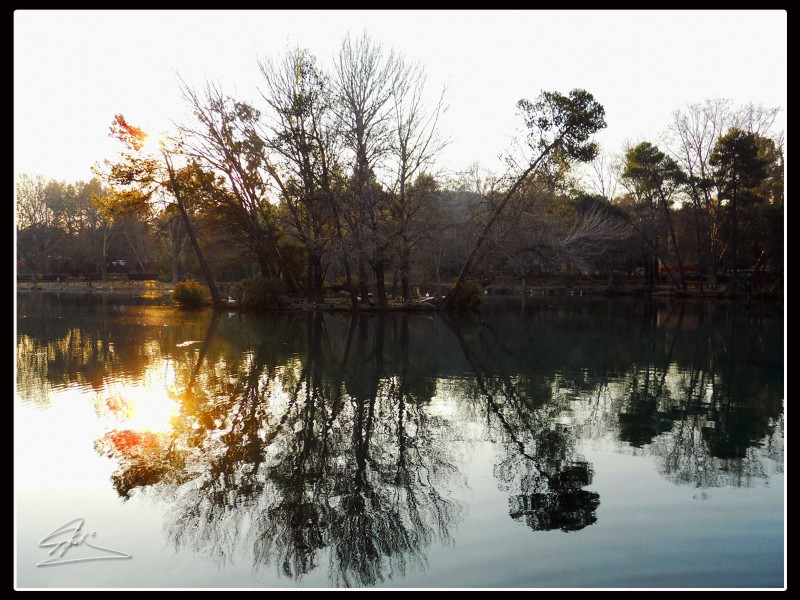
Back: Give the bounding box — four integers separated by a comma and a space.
617, 302, 785, 488
16, 293, 784, 584
95, 312, 465, 586
443, 313, 600, 533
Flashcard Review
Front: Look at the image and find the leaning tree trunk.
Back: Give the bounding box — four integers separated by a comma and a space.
164, 155, 221, 306
444, 151, 549, 309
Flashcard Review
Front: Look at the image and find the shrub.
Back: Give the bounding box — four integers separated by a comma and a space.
454, 279, 484, 310
232, 276, 286, 310
173, 280, 206, 308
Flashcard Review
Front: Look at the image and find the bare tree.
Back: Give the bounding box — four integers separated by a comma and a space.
387, 56, 448, 301
333, 31, 399, 307
584, 149, 619, 201
481, 170, 626, 283
259, 47, 342, 303
16, 174, 64, 284
668, 99, 733, 289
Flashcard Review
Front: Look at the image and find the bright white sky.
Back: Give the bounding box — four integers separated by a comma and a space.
14, 9, 787, 186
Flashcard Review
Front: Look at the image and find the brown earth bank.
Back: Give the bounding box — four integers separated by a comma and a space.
16, 273, 783, 311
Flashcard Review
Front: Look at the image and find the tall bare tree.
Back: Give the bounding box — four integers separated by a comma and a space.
333, 31, 399, 307
259, 47, 342, 303
387, 57, 448, 301
16, 173, 63, 284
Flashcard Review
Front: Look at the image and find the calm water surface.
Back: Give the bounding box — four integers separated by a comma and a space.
15, 292, 785, 588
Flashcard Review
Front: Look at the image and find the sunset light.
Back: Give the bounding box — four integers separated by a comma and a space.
99, 366, 179, 433
139, 132, 165, 156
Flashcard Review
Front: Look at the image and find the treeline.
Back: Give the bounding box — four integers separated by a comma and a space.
15, 33, 784, 305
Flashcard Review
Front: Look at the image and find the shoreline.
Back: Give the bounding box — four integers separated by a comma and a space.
16, 279, 783, 311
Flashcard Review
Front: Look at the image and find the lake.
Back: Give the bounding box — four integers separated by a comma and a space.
14, 292, 785, 589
